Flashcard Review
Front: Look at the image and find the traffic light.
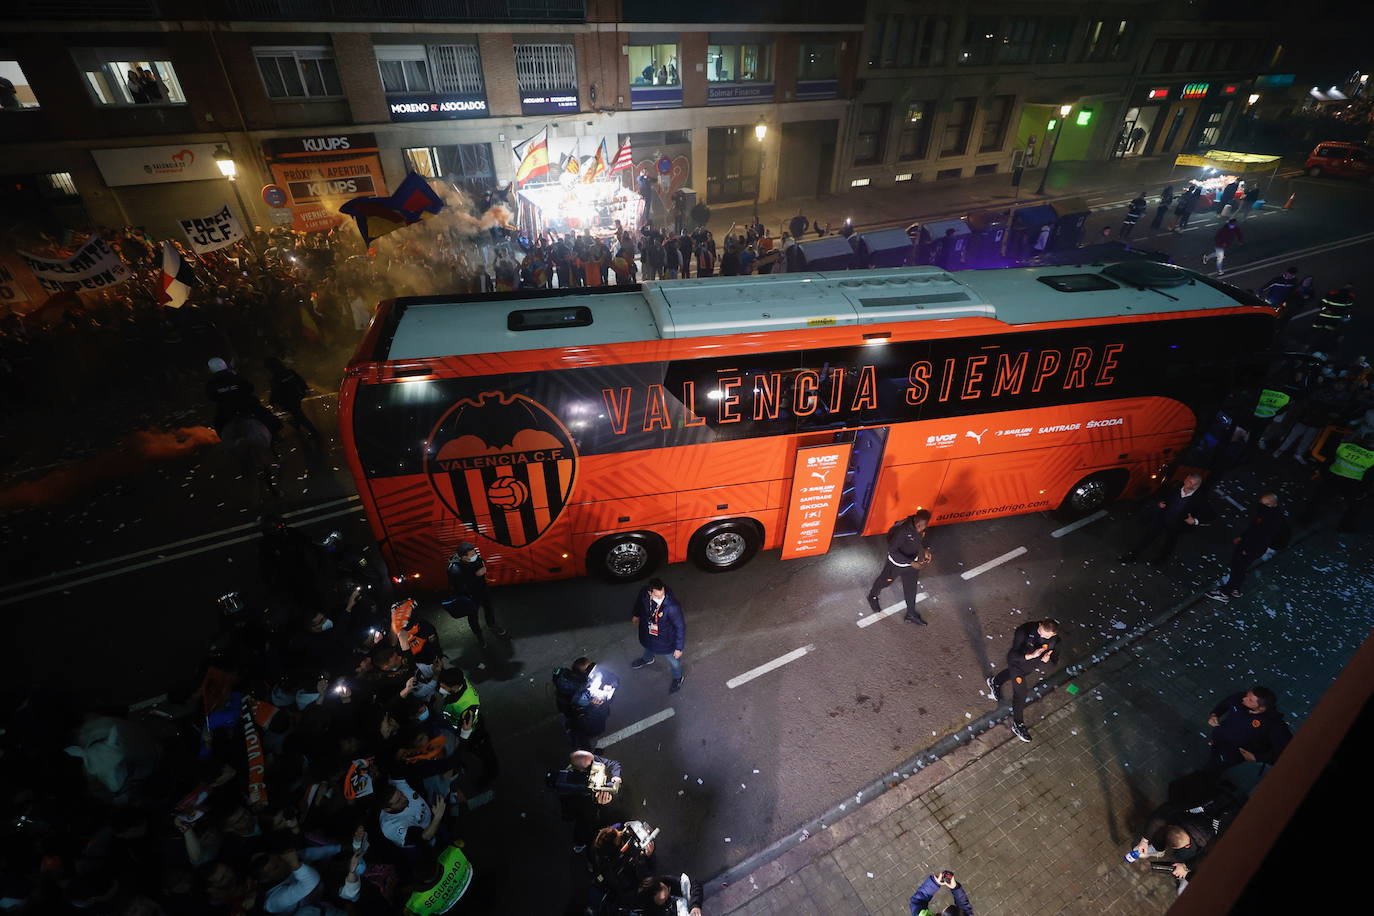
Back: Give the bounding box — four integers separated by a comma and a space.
1076, 109, 1094, 126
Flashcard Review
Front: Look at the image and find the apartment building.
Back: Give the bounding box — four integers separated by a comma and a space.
0, 0, 862, 241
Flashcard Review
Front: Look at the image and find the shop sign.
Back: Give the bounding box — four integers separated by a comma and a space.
1181, 83, 1210, 99
261, 134, 386, 233
1256, 73, 1295, 89
795, 79, 838, 101
630, 85, 683, 110
388, 92, 489, 122
520, 90, 578, 115
708, 83, 775, 105
1221, 85, 1240, 95
1147, 88, 1170, 100
91, 143, 224, 186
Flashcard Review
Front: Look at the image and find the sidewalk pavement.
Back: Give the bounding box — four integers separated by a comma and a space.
709, 524, 1374, 916
708, 156, 1197, 241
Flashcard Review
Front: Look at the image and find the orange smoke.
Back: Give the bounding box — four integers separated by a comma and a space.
0, 426, 220, 510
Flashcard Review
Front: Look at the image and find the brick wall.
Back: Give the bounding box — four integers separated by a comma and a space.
333, 33, 387, 126
217, 33, 277, 131
479, 33, 520, 117
680, 33, 707, 109
577, 31, 625, 110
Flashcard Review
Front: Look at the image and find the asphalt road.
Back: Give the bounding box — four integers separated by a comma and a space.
2, 170, 1372, 912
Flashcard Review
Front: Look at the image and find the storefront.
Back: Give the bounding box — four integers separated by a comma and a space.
260, 133, 388, 233
89, 143, 233, 240
1119, 81, 1248, 158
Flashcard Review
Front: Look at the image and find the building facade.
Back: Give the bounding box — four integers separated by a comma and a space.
0, 0, 863, 242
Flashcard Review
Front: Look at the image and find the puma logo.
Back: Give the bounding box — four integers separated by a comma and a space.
965, 428, 988, 445
810, 470, 831, 484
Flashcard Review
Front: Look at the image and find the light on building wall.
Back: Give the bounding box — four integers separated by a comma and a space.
1248, 93, 1261, 106
1058, 104, 1072, 118
755, 122, 767, 142
213, 145, 238, 180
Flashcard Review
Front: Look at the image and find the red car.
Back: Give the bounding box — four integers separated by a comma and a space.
1304, 141, 1374, 180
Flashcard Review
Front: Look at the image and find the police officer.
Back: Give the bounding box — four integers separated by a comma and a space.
445, 543, 506, 648
1310, 284, 1354, 352
867, 509, 932, 624
1301, 434, 1374, 531
205, 356, 281, 437
986, 618, 1061, 743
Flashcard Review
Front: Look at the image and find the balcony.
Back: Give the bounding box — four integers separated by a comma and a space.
214, 0, 585, 22
1, 1, 164, 19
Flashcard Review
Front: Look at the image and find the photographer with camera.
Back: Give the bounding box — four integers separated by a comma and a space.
554, 657, 619, 750
589, 820, 659, 911
550, 750, 624, 852
909, 871, 974, 916
635, 873, 703, 916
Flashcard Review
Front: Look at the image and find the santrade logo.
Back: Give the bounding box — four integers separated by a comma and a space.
424, 391, 578, 548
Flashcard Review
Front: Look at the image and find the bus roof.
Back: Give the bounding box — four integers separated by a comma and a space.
378, 264, 1260, 361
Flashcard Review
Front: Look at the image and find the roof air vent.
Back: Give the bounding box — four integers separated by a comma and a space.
1101, 261, 1194, 289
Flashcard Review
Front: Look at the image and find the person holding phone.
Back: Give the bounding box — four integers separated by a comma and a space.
909, 870, 974, 916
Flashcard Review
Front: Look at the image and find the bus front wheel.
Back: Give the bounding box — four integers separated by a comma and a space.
688, 519, 762, 573
587, 532, 664, 582
1060, 472, 1125, 516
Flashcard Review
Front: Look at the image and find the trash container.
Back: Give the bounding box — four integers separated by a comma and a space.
1008, 204, 1058, 261
785, 235, 860, 272
918, 217, 972, 270
964, 210, 1009, 267
852, 227, 917, 268
1049, 196, 1092, 250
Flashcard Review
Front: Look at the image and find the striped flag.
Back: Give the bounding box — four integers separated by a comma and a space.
158, 241, 194, 308
512, 128, 550, 185
583, 140, 608, 182
609, 139, 633, 173
561, 152, 580, 176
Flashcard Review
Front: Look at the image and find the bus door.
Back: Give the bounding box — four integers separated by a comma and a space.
834, 427, 889, 537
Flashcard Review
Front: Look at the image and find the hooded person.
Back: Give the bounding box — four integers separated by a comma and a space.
205, 356, 282, 436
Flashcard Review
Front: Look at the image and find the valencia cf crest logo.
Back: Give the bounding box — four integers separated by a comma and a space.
424, 391, 578, 548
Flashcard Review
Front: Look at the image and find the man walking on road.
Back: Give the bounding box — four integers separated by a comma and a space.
631, 577, 686, 693
1206, 493, 1288, 602
1203, 218, 1244, 276
867, 508, 932, 624
987, 618, 1061, 743
446, 543, 507, 648
1151, 185, 1174, 230
1119, 192, 1147, 240
1203, 686, 1292, 773
1119, 473, 1213, 565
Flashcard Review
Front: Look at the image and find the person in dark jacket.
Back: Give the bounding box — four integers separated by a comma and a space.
1119, 473, 1214, 565
867, 509, 932, 624
1206, 493, 1288, 602
205, 356, 281, 436
636, 873, 703, 916
1126, 801, 1215, 891
986, 619, 1061, 743
1151, 184, 1174, 230
1204, 686, 1292, 773
1119, 192, 1147, 239
445, 543, 506, 648
630, 578, 686, 692
263, 356, 317, 440
908, 871, 974, 916
554, 657, 617, 750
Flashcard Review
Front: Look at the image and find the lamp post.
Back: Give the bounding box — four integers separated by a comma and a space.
753, 121, 767, 228
213, 144, 255, 255
1034, 104, 1074, 196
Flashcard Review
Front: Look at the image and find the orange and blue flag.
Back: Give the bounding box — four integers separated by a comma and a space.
340, 172, 445, 243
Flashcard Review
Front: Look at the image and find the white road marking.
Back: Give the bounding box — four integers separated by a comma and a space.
1051, 510, 1109, 538
0, 494, 361, 596
726, 645, 816, 689
857, 592, 929, 628
0, 505, 365, 609
597, 707, 676, 748
1215, 489, 1247, 511
960, 546, 1029, 580
1219, 230, 1374, 280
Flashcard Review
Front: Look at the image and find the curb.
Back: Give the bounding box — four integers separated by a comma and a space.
705, 519, 1322, 912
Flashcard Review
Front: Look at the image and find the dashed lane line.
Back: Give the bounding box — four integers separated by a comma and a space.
960, 546, 1029, 580
598, 708, 676, 748
1051, 510, 1109, 538
726, 645, 816, 689
857, 592, 930, 628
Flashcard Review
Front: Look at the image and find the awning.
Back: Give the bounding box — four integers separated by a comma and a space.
1174, 150, 1282, 174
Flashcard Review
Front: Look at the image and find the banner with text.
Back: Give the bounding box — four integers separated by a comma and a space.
780, 442, 853, 560
179, 204, 245, 254
16, 237, 130, 294
261, 134, 388, 233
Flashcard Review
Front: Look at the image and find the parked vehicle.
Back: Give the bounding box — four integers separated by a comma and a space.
1304, 141, 1374, 180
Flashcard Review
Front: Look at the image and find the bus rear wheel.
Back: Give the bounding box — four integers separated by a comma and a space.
1060, 472, 1125, 516
688, 519, 762, 573
587, 532, 664, 582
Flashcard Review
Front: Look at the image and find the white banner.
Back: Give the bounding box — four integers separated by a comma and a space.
16, 237, 131, 294
91, 143, 224, 186
179, 204, 245, 254
0, 262, 32, 306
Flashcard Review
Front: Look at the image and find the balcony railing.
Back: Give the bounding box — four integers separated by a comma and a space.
2, 0, 164, 19
214, 0, 585, 22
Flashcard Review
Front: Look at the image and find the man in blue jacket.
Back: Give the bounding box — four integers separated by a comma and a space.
630, 578, 686, 693
1204, 686, 1292, 773
909, 871, 974, 916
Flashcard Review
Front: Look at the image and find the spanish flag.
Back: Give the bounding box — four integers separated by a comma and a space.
513, 128, 550, 185
583, 139, 608, 182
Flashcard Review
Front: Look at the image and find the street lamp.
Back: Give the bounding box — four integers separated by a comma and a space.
1034, 104, 1073, 196
753, 121, 767, 227
213, 144, 254, 242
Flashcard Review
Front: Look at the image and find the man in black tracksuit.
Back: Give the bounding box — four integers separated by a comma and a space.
1203, 686, 1292, 774
445, 542, 507, 648
987, 619, 1061, 743
867, 509, 932, 624
1119, 473, 1214, 565
1205, 493, 1288, 602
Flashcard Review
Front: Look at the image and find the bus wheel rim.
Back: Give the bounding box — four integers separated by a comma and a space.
607, 542, 648, 575
1073, 479, 1107, 509
706, 532, 746, 565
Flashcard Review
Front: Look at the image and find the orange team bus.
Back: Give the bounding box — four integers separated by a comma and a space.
339, 260, 1276, 587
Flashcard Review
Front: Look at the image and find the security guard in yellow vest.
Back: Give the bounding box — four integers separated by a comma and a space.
1302, 436, 1374, 531
435, 667, 500, 786
403, 843, 474, 914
